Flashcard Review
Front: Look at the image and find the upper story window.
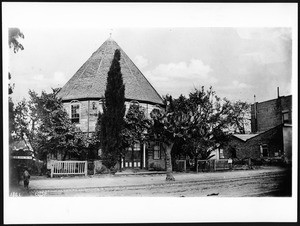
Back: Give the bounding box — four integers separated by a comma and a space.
98, 99, 104, 114
71, 101, 80, 124
219, 149, 225, 159
92, 102, 97, 110
282, 110, 291, 124
130, 100, 140, 106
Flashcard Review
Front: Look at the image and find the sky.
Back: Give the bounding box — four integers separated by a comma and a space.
3, 3, 298, 224
4, 3, 296, 105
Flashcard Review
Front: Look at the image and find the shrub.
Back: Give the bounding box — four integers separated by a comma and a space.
149, 162, 164, 171
97, 165, 109, 174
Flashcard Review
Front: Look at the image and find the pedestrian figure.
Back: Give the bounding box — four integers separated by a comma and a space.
23, 168, 30, 189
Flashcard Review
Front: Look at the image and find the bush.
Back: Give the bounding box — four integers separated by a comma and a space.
97, 165, 109, 174
149, 162, 164, 171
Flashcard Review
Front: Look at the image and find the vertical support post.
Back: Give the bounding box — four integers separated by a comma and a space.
51, 162, 54, 178
196, 160, 198, 173
87, 100, 90, 134
85, 161, 88, 176
143, 143, 146, 169
214, 160, 217, 171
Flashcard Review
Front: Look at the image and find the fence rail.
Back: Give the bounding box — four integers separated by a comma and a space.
50, 161, 88, 178
197, 159, 232, 173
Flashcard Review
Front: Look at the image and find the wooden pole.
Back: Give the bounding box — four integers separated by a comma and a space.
85, 161, 88, 176
51, 163, 53, 178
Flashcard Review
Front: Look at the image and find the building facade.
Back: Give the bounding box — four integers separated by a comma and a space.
224, 94, 292, 163
251, 95, 292, 133
57, 37, 166, 170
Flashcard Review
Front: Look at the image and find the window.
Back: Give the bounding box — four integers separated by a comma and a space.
153, 142, 161, 160
133, 142, 140, 151
71, 104, 80, 123
92, 102, 97, 110
130, 100, 140, 106
282, 111, 290, 123
260, 144, 269, 157
99, 99, 104, 113
219, 149, 224, 159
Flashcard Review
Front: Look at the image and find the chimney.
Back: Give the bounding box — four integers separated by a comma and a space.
254, 95, 257, 119
251, 94, 258, 133
277, 87, 280, 98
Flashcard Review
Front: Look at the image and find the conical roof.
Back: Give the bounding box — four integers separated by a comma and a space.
57, 37, 163, 105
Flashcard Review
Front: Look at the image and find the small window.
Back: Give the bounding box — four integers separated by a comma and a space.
260, 144, 269, 157
133, 143, 140, 151
153, 142, 161, 160
282, 112, 289, 123
219, 149, 224, 159
99, 99, 104, 113
130, 100, 140, 106
71, 104, 80, 123
92, 102, 97, 110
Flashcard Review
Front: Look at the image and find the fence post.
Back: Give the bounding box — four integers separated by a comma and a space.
93, 160, 96, 175
85, 161, 88, 176
50, 162, 54, 178
196, 160, 198, 173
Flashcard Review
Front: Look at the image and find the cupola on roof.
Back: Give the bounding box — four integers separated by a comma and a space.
57, 37, 163, 105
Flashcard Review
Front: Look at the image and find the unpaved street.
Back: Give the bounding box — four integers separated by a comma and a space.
19, 166, 291, 197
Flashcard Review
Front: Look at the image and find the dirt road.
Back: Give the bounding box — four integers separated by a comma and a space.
17, 166, 291, 197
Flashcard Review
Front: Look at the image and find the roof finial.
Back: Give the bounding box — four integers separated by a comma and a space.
109, 29, 113, 40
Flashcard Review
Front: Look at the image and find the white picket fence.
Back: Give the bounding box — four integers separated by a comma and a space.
50, 160, 88, 177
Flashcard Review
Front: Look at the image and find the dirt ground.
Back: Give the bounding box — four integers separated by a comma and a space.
11, 166, 292, 197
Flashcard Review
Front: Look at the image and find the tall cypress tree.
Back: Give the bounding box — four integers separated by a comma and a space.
101, 49, 125, 170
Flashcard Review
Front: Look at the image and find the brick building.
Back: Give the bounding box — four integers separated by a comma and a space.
57, 37, 166, 170
224, 95, 292, 163
251, 95, 292, 132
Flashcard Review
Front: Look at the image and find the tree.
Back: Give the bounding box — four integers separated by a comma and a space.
183, 87, 231, 164
34, 89, 89, 161
13, 89, 89, 162
149, 96, 192, 181
8, 28, 24, 144
149, 87, 232, 180
100, 49, 126, 170
226, 100, 251, 134
122, 103, 151, 169
9, 28, 24, 53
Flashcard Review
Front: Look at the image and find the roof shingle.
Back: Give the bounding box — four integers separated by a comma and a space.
57, 38, 163, 105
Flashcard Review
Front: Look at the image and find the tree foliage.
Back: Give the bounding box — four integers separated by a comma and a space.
12, 89, 89, 161
100, 49, 126, 170
122, 103, 151, 168
150, 86, 233, 180
123, 103, 151, 149
9, 28, 24, 53
9, 28, 24, 144
226, 100, 251, 134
